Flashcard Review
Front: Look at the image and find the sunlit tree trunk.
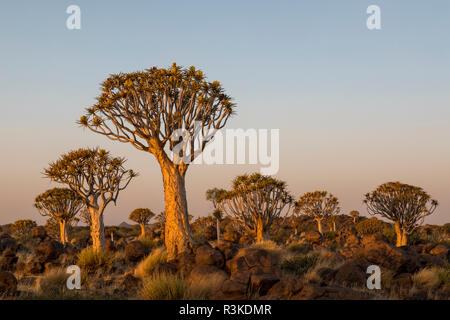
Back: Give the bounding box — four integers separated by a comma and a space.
140, 223, 146, 237
332, 221, 336, 232
256, 216, 267, 243
160, 161, 192, 260
394, 221, 402, 247
89, 206, 105, 251
59, 220, 67, 245
401, 229, 408, 246
316, 219, 323, 234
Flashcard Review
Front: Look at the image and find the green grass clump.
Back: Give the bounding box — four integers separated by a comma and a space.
135, 247, 167, 278
141, 273, 188, 300
77, 247, 113, 273
281, 255, 318, 276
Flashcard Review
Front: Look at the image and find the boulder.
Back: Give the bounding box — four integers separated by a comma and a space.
333, 260, 367, 286
250, 273, 279, 295
215, 240, 241, 260
124, 241, 148, 262
220, 280, 247, 299
195, 244, 224, 268
303, 231, 323, 245
0, 271, 17, 297
0, 234, 18, 254
34, 240, 64, 262
222, 230, 240, 243
266, 276, 304, 298
428, 244, 449, 259
171, 252, 196, 276
0, 250, 18, 271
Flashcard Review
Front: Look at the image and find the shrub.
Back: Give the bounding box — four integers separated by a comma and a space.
356, 218, 385, 235
322, 231, 338, 241
37, 268, 70, 297
287, 243, 311, 255
188, 273, 226, 300
77, 247, 113, 273
280, 255, 317, 276
413, 267, 442, 289
135, 247, 167, 278
139, 237, 158, 252
141, 273, 188, 300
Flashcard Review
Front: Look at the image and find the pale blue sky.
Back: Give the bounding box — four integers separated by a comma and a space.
1, 1, 449, 225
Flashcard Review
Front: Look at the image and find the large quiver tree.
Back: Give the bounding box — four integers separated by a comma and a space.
78, 63, 235, 259
217, 173, 293, 243
44, 148, 136, 251
34, 188, 84, 245
364, 181, 438, 246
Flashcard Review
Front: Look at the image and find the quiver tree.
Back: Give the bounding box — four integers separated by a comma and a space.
44, 148, 137, 251
11, 219, 37, 236
34, 188, 84, 245
129, 208, 155, 237
294, 191, 340, 235
349, 210, 360, 224
206, 188, 226, 243
364, 182, 438, 247
217, 173, 293, 243
79, 63, 235, 260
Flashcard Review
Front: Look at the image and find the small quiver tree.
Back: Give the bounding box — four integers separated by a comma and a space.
217, 173, 293, 243
349, 210, 360, 224
129, 208, 155, 237
294, 191, 340, 235
44, 148, 137, 251
11, 219, 37, 237
364, 182, 438, 247
34, 188, 84, 245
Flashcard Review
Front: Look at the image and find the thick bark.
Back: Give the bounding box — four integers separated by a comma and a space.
401, 229, 408, 246
89, 207, 105, 251
332, 221, 336, 232
255, 216, 267, 243
59, 220, 67, 245
394, 221, 402, 247
160, 161, 192, 260
140, 223, 146, 237
316, 219, 323, 234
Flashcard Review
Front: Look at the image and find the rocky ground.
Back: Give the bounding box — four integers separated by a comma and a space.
0, 215, 449, 300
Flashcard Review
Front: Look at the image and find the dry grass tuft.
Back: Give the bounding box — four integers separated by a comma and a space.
141, 273, 188, 300
134, 247, 167, 278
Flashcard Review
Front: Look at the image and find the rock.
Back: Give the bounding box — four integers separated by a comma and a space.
31, 226, 47, 240
0, 252, 18, 271
116, 273, 142, 296
221, 280, 247, 299
188, 265, 228, 285
171, 252, 196, 276
429, 244, 449, 259
215, 240, 241, 260
418, 253, 444, 268
154, 262, 178, 275
195, 244, 224, 268
266, 276, 304, 298
222, 230, 240, 243
24, 258, 44, 275
353, 241, 419, 273
303, 231, 323, 245
334, 260, 367, 286
125, 241, 148, 262
345, 234, 360, 247
105, 239, 116, 253
250, 273, 279, 295
0, 271, 17, 297
230, 270, 251, 284
0, 234, 18, 254
34, 240, 64, 262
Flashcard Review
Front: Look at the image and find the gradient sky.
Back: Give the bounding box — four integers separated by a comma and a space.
1, 1, 449, 226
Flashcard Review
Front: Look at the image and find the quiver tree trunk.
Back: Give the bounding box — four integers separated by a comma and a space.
255, 216, 267, 243
216, 219, 221, 244
160, 161, 193, 260
59, 220, 67, 245
394, 221, 402, 247
401, 229, 408, 246
316, 219, 323, 234
140, 223, 146, 237
90, 207, 105, 251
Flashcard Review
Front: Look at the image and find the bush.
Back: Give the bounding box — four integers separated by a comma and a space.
322, 231, 338, 241
77, 247, 113, 273
135, 247, 167, 278
280, 255, 317, 276
141, 273, 188, 300
356, 218, 386, 235
413, 267, 442, 289
139, 237, 158, 252
287, 243, 311, 255
37, 268, 70, 297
